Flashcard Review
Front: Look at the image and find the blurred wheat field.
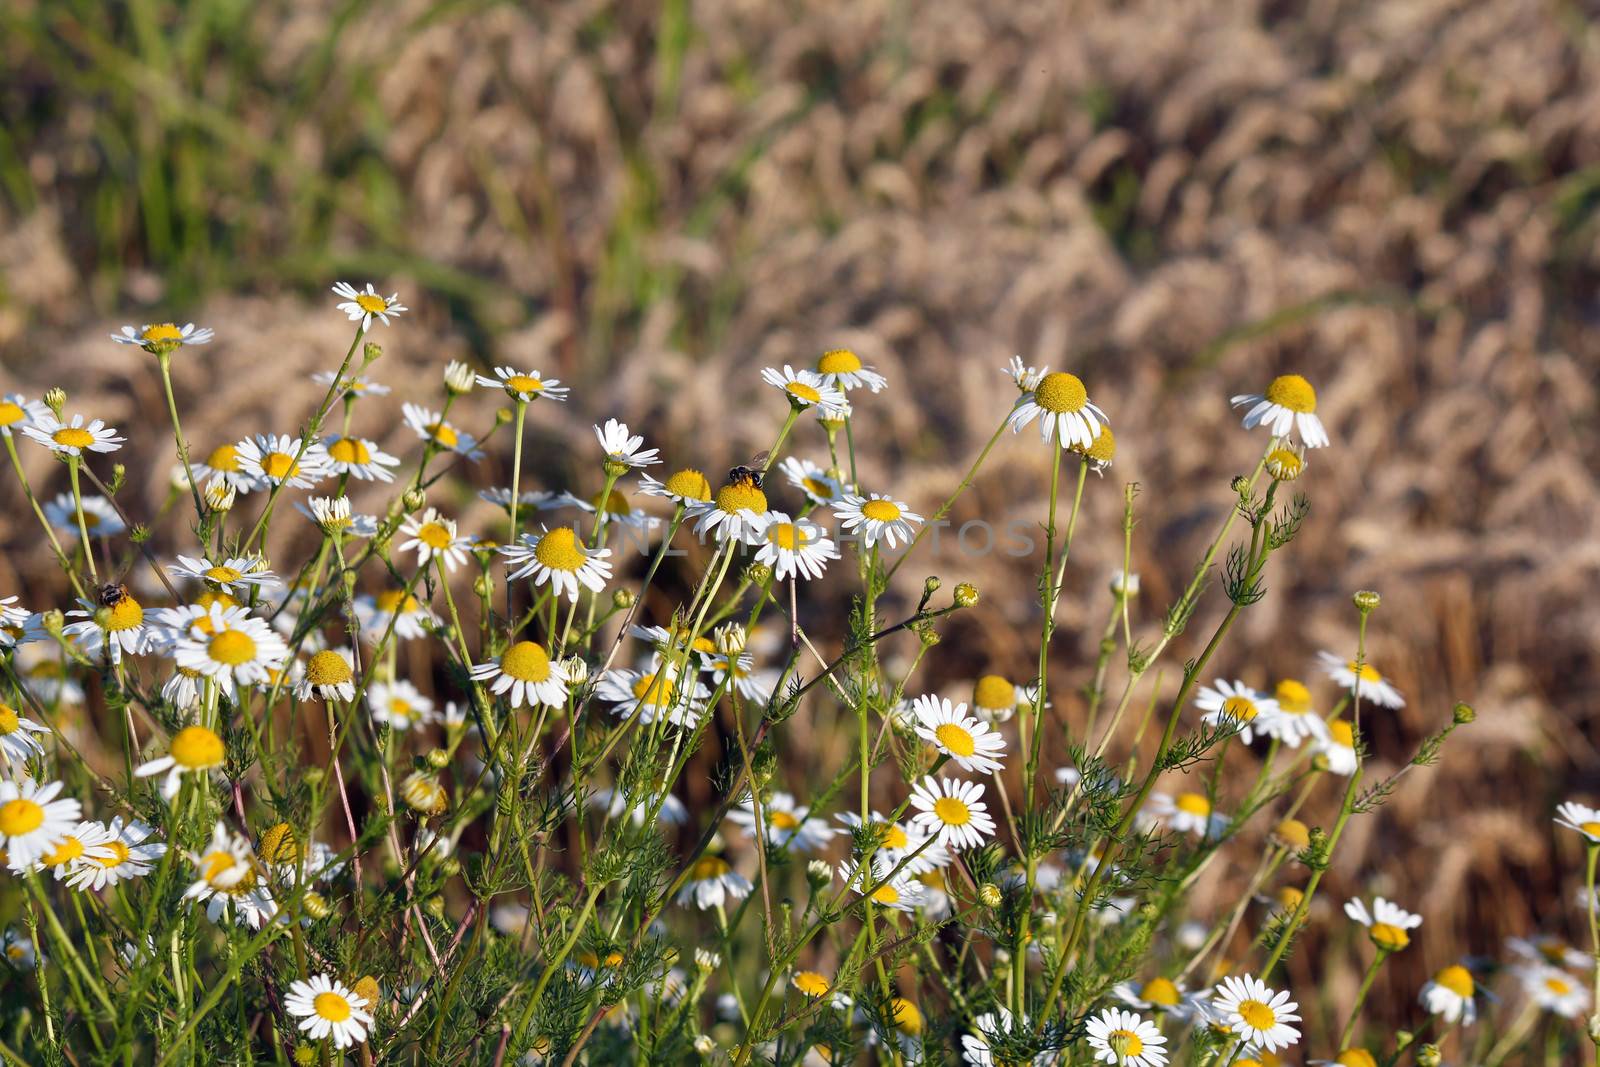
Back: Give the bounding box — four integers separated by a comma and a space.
3, 0, 1600, 1038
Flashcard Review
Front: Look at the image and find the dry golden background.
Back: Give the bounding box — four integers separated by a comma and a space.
4, 0, 1599, 1029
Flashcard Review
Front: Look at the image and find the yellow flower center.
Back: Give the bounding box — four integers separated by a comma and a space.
870, 883, 901, 905
258, 823, 300, 864
1581, 822, 1600, 838
793, 970, 831, 997
1545, 975, 1574, 995
631, 671, 675, 707
1538, 940, 1573, 964
1370, 922, 1409, 950
1277, 886, 1304, 911
663, 469, 712, 501
0, 402, 22, 426
932, 796, 971, 827
716, 481, 767, 515
195, 590, 240, 612
500, 641, 553, 683
314, 991, 353, 1022
890, 998, 922, 1036
1034, 371, 1088, 414
389, 699, 412, 718
93, 840, 131, 869
1110, 1030, 1144, 1057
1221, 695, 1258, 721
1335, 1052, 1377, 1067
817, 349, 862, 374
860, 498, 901, 522
206, 444, 239, 471
1238, 999, 1276, 1030
1274, 818, 1310, 849
306, 650, 353, 686
1264, 374, 1316, 413
204, 566, 243, 584
102, 596, 143, 632
261, 452, 299, 480
328, 438, 372, 464
802, 476, 834, 498
765, 522, 809, 551
590, 489, 629, 516
43, 836, 84, 866
354, 293, 389, 314
417, 521, 454, 550
142, 323, 184, 342
1082, 425, 1116, 463
769, 810, 799, 830
1274, 679, 1312, 714
785, 381, 822, 404
1266, 448, 1303, 478
1175, 792, 1212, 816
916, 869, 946, 890
207, 629, 258, 666
689, 856, 730, 880
1328, 720, 1354, 747
375, 590, 419, 614
533, 527, 586, 572
0, 705, 19, 735
1434, 965, 1474, 997
53, 427, 96, 449
973, 674, 1016, 710
1346, 661, 1382, 683
934, 722, 977, 758
0, 798, 44, 837
425, 421, 458, 448
504, 375, 545, 394
352, 976, 380, 1005
83, 511, 101, 528
170, 725, 225, 769
882, 824, 909, 849
1140, 977, 1181, 1006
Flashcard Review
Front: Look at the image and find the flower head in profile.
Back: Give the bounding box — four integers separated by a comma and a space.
779, 456, 848, 505
332, 281, 407, 329
969, 674, 1038, 725
639, 468, 714, 505
594, 419, 658, 468
111, 322, 214, 353
1315, 651, 1405, 708
322, 435, 401, 482
22, 413, 125, 457
1344, 896, 1422, 952
168, 554, 279, 595
1084, 1007, 1168, 1067
1003, 356, 1048, 392
192, 443, 262, 494
476, 366, 569, 402
910, 695, 1006, 774
402, 403, 484, 459
1231, 373, 1329, 448
285, 973, 373, 1048
1211, 974, 1300, 1052
1143, 792, 1226, 840
1518, 963, 1591, 1018
815, 349, 887, 393
0, 702, 50, 769
1112, 976, 1208, 1021
311, 371, 390, 399
1007, 370, 1109, 450
762, 365, 846, 410
1315, 719, 1359, 776
1419, 964, 1477, 1024
1555, 801, 1600, 844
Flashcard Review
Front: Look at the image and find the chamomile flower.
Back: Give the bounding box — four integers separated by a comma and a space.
399, 508, 473, 571
63, 591, 151, 663
2, 930, 37, 970
1555, 801, 1600, 843
753, 512, 838, 581
1084, 1007, 1168, 1067
300, 495, 379, 538
168, 554, 279, 594
970, 674, 1039, 725
297, 649, 357, 702
557, 489, 661, 533
235, 434, 332, 489
135, 724, 228, 801
28, 819, 114, 879
402, 403, 484, 459
173, 605, 288, 688
638, 468, 714, 505
285, 973, 374, 1049
1211, 975, 1300, 1052
480, 486, 561, 513
0, 702, 50, 768
835, 811, 951, 874
1074, 424, 1117, 473
1265, 443, 1307, 481
588, 788, 687, 827
1344, 897, 1422, 951
1231, 374, 1329, 448
401, 771, 448, 815
833, 493, 923, 549
1507, 935, 1591, 971
45, 493, 125, 539
0, 778, 81, 867
730, 791, 838, 853
502, 526, 613, 601
311, 371, 391, 398
594, 419, 659, 467
0, 393, 49, 437
322, 435, 401, 481
22, 412, 125, 457
688, 475, 771, 544
910, 695, 1007, 774
709, 652, 778, 703
1519, 964, 1591, 1017
1195, 679, 1279, 745
1144, 792, 1227, 839
0, 596, 26, 647
839, 856, 924, 913
815, 348, 888, 393
1256, 692, 1329, 748
476, 366, 569, 402
1315, 652, 1405, 708
470, 641, 568, 709
1113, 977, 1208, 1021
111, 321, 214, 350
676, 855, 752, 910
762, 365, 846, 410
1004, 356, 1048, 392
779, 456, 848, 505
1419, 965, 1477, 1024
1007, 370, 1109, 450
192, 442, 262, 493
908, 776, 997, 851
68, 817, 165, 891
354, 589, 438, 641
331, 281, 407, 329
790, 970, 851, 1009
367, 680, 436, 731
1315, 720, 1359, 775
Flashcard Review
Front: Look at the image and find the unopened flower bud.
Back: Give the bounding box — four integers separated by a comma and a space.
806, 860, 832, 890
611, 588, 635, 610
443, 360, 475, 395
424, 895, 446, 920
293, 1045, 317, 1066
917, 622, 941, 648
714, 622, 747, 656
109, 464, 127, 492
953, 582, 979, 608
302, 891, 332, 921
744, 562, 773, 586
1415, 1044, 1441, 1067
440, 857, 462, 878
303, 766, 326, 788
130, 524, 152, 544
923, 576, 941, 597
1230, 474, 1250, 494
1453, 702, 1475, 725
1353, 589, 1381, 613
40, 610, 64, 637
473, 573, 494, 600
362, 341, 383, 365
750, 743, 777, 788
494, 407, 512, 425
558, 656, 588, 685
402, 489, 426, 513
978, 883, 1002, 908
43, 388, 65, 417
693, 1035, 715, 1055
694, 947, 720, 972
1273, 818, 1310, 851
426, 747, 450, 770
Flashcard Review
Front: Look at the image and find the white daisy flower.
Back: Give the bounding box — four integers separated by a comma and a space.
1231, 373, 1330, 448
367, 680, 436, 731
595, 662, 710, 729
970, 674, 1039, 725
0, 701, 50, 768
1003, 356, 1048, 392
0, 596, 26, 647
168, 554, 279, 594
1211, 974, 1300, 1052
68, 817, 165, 891
296, 648, 357, 703
402, 403, 484, 459
778, 456, 848, 505
594, 418, 659, 467
353, 589, 437, 642
1345, 896, 1422, 952
398, 508, 474, 571
1112, 977, 1208, 1021
908, 776, 997, 852
1006, 371, 1109, 450
299, 495, 379, 538
16, 644, 84, 706
480, 486, 561, 513
44, 493, 125, 539
1556, 801, 1600, 843
183, 822, 275, 928
2, 929, 37, 970
815, 349, 887, 393
835, 811, 951, 875
1084, 1007, 1168, 1067
475, 366, 569, 402
401, 771, 448, 815
0, 393, 50, 438
470, 641, 569, 709
331, 281, 407, 329
1315, 719, 1359, 775
285, 973, 374, 1049
588, 788, 687, 827
687, 475, 771, 545
1315, 651, 1405, 708
26, 819, 114, 879
1255, 693, 1329, 748
637, 468, 715, 506
839, 856, 924, 914
1194, 679, 1279, 745
235, 434, 332, 489
833, 493, 923, 550
1507, 935, 1591, 971
1143, 792, 1226, 840
556, 489, 661, 533
1519, 964, 1592, 1017
311, 371, 391, 398
729, 791, 837, 853
753, 512, 838, 581
910, 695, 1007, 774
709, 652, 778, 704
914, 869, 953, 921
761, 365, 846, 410
322, 435, 401, 482
1419, 965, 1477, 1025
110, 322, 214, 350
135, 725, 228, 801
0, 778, 81, 867
676, 855, 752, 910
173, 605, 288, 688
192, 442, 263, 494
1265, 442, 1308, 481
22, 412, 125, 457
501, 526, 613, 601
62, 591, 151, 663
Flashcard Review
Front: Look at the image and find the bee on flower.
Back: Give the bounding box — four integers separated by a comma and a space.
476, 366, 569, 402
402, 403, 485, 459
331, 281, 407, 329
1231, 373, 1330, 448
63, 588, 151, 663
22, 412, 126, 457
297, 648, 358, 703
688, 470, 772, 545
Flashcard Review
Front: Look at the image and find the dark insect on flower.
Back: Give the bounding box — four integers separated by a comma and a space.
96, 583, 130, 608
725, 450, 771, 491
